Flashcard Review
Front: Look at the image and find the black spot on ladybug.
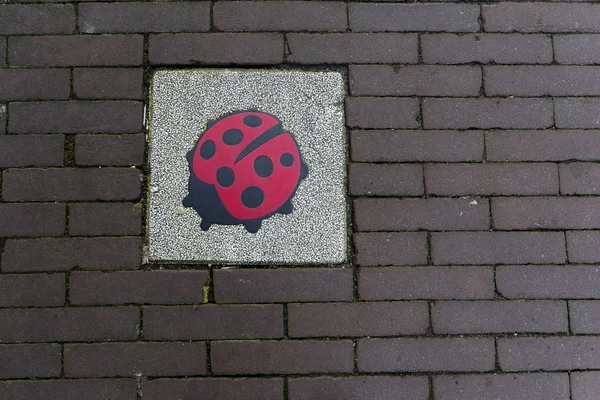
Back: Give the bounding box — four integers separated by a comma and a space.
254, 155, 273, 178
200, 140, 216, 160
280, 153, 294, 167
241, 186, 264, 209
223, 129, 243, 146
216, 167, 235, 187
243, 115, 262, 127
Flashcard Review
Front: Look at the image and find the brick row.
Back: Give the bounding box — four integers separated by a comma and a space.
143, 378, 282, 400
73, 68, 143, 100
348, 163, 423, 197
555, 35, 600, 64
556, 98, 600, 129
570, 301, 600, 334
568, 231, 600, 263
561, 163, 600, 195
573, 373, 600, 400
0, 135, 64, 168
0, 69, 70, 101
0, 274, 65, 307
0, 380, 136, 400
0, 203, 65, 237
346, 97, 419, 129
69, 203, 141, 236
0, 4, 75, 35
0, 344, 60, 379
354, 232, 427, 266
75, 134, 145, 166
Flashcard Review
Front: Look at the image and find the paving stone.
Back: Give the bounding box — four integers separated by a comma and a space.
354, 232, 427, 266
560, 163, 600, 195
0, 38, 5, 67
9, 35, 143, 66
351, 130, 484, 162
434, 373, 570, 400
349, 3, 479, 32
432, 300, 568, 334
75, 133, 145, 166
144, 305, 284, 340
349, 163, 423, 196
73, 68, 143, 99
64, 342, 206, 378
149, 33, 283, 65
1, 237, 142, 272
214, 1, 347, 32
354, 198, 489, 232
349, 65, 481, 97
69, 203, 141, 236
0, 274, 65, 307
572, 372, 600, 400
359, 266, 495, 300
358, 338, 495, 373
214, 268, 353, 303
555, 35, 600, 64
0, 135, 64, 167
422, 98, 554, 129
0, 4, 75, 34
0, 307, 139, 342
346, 97, 420, 129
143, 378, 283, 400
569, 301, 600, 334
211, 340, 354, 375
287, 33, 418, 64
567, 231, 600, 263
0, 203, 65, 237
290, 376, 429, 400
0, 379, 137, 400
0, 344, 61, 379
79, 2, 210, 33
69, 270, 208, 305
422, 33, 552, 64
497, 265, 600, 299
431, 232, 566, 265
0, 69, 70, 101
556, 98, 600, 129
425, 163, 559, 196
288, 302, 429, 337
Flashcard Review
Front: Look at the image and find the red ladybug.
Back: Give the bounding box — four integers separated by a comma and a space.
183, 111, 308, 233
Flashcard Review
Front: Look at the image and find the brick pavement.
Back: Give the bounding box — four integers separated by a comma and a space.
1, 1, 600, 399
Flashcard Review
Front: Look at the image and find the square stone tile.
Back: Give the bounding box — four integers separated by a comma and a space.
148, 69, 347, 264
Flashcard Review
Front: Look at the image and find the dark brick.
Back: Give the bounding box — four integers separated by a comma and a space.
9, 35, 143, 67
572, 372, 600, 400
422, 33, 552, 64
0, 344, 60, 379
359, 266, 495, 301
212, 340, 354, 375
70, 270, 208, 305
65, 342, 206, 378
69, 203, 141, 236
346, 97, 420, 129
290, 376, 429, 400
570, 301, 600, 334
0, 69, 70, 101
432, 300, 568, 334
486, 130, 600, 162
426, 163, 558, 196
493, 197, 600, 230
0, 203, 65, 237
486, 66, 600, 96
354, 232, 427, 266
434, 374, 570, 400
555, 35, 600, 64
349, 163, 423, 196
286, 33, 418, 64
351, 130, 484, 162
215, 1, 346, 32
1, 237, 142, 272
499, 337, 600, 371
484, 3, 600, 33
2, 168, 142, 201
561, 163, 600, 195
144, 378, 283, 400
288, 302, 429, 338
556, 98, 600, 129
0, 274, 65, 307
0, 104, 5, 134
358, 338, 495, 373
496, 265, 600, 299
214, 268, 353, 303
567, 231, 600, 263
0, 307, 139, 342
0, 379, 137, 400
73, 68, 143, 99
75, 133, 145, 166
354, 198, 489, 232
0, 38, 5, 67
432, 232, 566, 265
144, 305, 283, 340
79, 2, 210, 33
349, 65, 481, 97
349, 3, 479, 32
9, 101, 143, 134
423, 98, 554, 129
0, 5, 74, 34
149, 33, 283, 65
0, 135, 64, 167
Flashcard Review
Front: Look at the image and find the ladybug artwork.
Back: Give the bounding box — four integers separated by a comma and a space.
183, 111, 309, 233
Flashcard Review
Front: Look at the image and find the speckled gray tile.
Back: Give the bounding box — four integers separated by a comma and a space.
148, 69, 347, 264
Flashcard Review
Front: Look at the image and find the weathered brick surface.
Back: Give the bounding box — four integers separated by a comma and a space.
144, 378, 283, 400
211, 340, 354, 375
0, 135, 64, 167
572, 372, 600, 400
214, 1, 347, 32
0, 69, 70, 101
422, 34, 552, 64
75, 133, 145, 166
568, 231, 600, 263
354, 198, 489, 232
556, 98, 600, 129
0, 203, 65, 237
0, 104, 6, 134
0, 38, 5, 67
0, 274, 65, 307
73, 68, 143, 99
358, 338, 495, 372
560, 163, 600, 195
346, 97, 420, 129
569, 301, 600, 334
354, 232, 427, 266
69, 203, 141, 236
79, 2, 210, 33
0, 380, 137, 400
349, 163, 423, 196
0, 344, 61, 379
555, 35, 600, 64
0, 5, 75, 35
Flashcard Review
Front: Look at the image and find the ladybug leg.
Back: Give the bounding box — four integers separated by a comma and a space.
200, 219, 212, 231
182, 195, 193, 208
278, 200, 293, 215
300, 162, 309, 179
244, 220, 262, 234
